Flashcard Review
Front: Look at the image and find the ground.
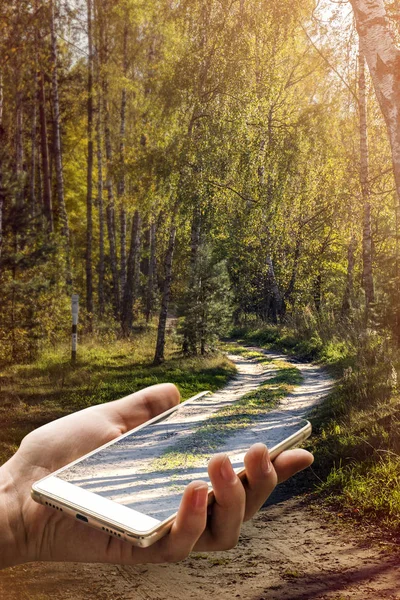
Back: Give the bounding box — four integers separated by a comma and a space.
1, 348, 399, 600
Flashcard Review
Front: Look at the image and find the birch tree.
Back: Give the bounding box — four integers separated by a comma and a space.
350, 0, 400, 214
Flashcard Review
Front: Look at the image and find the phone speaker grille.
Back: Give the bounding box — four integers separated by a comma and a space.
101, 526, 122, 538
44, 501, 63, 512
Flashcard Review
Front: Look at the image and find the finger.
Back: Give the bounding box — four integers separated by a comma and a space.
21, 384, 181, 469
195, 454, 245, 552
137, 480, 209, 563
242, 443, 278, 521
98, 383, 181, 434
272, 449, 314, 484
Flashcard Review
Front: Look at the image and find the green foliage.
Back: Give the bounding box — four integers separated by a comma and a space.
178, 247, 233, 355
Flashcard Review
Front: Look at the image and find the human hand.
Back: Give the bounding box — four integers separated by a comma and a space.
0, 383, 313, 568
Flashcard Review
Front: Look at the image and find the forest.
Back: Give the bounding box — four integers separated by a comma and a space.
1, 0, 400, 545
0, 0, 398, 364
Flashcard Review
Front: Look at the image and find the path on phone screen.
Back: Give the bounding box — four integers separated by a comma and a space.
1, 346, 400, 600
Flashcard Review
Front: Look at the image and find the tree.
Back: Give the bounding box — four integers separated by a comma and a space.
358, 47, 375, 309
86, 0, 94, 321
350, 0, 400, 206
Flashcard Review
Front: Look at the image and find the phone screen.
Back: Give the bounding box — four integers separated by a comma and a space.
58, 394, 307, 523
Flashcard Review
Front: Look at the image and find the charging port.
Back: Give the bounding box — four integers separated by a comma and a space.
76, 514, 88, 523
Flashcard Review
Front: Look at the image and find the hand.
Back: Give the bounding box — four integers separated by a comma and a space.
0, 383, 313, 568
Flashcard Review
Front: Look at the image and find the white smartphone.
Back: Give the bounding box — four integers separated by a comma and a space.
32, 391, 311, 548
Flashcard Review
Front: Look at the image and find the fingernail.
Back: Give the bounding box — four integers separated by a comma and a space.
220, 455, 236, 483
262, 449, 273, 475
192, 485, 208, 510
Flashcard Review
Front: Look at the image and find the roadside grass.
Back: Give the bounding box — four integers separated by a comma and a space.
221, 343, 273, 365
151, 360, 302, 472
0, 330, 236, 465
230, 322, 400, 531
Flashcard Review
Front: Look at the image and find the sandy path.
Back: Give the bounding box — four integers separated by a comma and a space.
58, 350, 332, 521
59, 352, 276, 520
2, 348, 400, 600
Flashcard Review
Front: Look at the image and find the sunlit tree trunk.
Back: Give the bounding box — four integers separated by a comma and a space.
350, 0, 400, 205
358, 47, 375, 310
86, 0, 94, 322
350, 0, 400, 329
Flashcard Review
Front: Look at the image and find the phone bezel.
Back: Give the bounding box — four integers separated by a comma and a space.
32, 392, 311, 547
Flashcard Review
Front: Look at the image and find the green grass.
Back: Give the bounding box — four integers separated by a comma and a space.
221, 343, 273, 364
151, 359, 302, 471
229, 324, 353, 372
0, 330, 236, 465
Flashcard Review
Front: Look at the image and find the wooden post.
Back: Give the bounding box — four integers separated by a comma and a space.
71, 294, 79, 363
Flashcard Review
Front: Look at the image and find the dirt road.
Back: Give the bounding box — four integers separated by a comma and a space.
1, 349, 399, 600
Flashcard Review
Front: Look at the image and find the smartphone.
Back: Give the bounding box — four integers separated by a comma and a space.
32, 390, 311, 548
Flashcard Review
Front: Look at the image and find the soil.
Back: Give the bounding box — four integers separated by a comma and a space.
1, 348, 399, 600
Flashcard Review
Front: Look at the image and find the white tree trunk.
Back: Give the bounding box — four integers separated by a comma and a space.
350, 0, 400, 203
358, 47, 375, 308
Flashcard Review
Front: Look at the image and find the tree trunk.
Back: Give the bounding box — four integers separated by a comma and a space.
313, 272, 322, 314
0, 125, 4, 271
121, 210, 142, 335
342, 236, 357, 315
349, 0, 400, 206
96, 90, 105, 318
120, 209, 127, 293
182, 204, 201, 354
103, 75, 120, 317
30, 71, 37, 218
50, 0, 70, 244
266, 256, 283, 323
153, 208, 178, 365
0, 72, 3, 127
350, 0, 400, 330
15, 90, 24, 210
145, 219, 156, 323
358, 47, 375, 309
38, 70, 53, 232
86, 0, 94, 322
118, 22, 128, 294
284, 235, 301, 309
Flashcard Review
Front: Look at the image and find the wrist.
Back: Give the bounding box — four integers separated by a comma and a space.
0, 461, 28, 569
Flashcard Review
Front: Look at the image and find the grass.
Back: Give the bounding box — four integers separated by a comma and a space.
0, 329, 236, 465
151, 358, 302, 471
230, 321, 400, 533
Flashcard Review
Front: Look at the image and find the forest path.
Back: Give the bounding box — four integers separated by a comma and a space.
1, 347, 400, 600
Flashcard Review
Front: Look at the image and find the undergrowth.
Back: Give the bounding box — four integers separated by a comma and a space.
0, 329, 236, 464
